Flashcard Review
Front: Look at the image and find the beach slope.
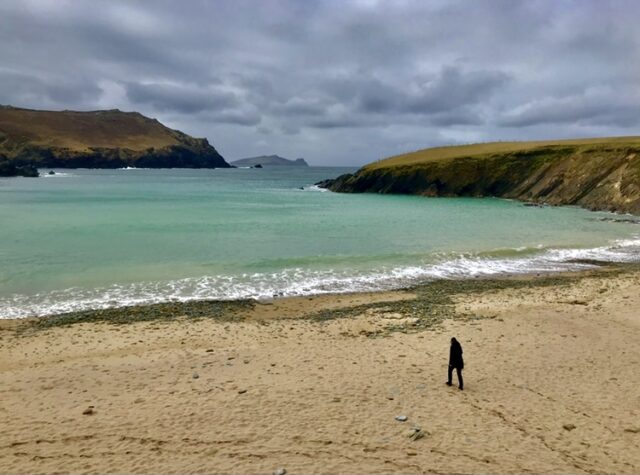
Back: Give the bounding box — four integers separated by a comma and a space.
1, 270, 639, 474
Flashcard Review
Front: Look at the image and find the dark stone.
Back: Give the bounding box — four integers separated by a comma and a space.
0, 157, 39, 177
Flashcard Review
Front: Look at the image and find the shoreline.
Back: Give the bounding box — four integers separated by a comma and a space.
1, 262, 639, 473
2, 261, 636, 330
3, 171, 640, 321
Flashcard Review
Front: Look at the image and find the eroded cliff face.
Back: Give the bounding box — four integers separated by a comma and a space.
5, 139, 228, 169
318, 145, 640, 214
0, 155, 38, 177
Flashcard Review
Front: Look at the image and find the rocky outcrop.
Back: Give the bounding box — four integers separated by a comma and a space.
0, 154, 39, 177
5, 139, 228, 169
0, 106, 230, 169
317, 143, 640, 215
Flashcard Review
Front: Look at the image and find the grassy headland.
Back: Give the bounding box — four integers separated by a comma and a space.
0, 105, 230, 169
319, 137, 640, 214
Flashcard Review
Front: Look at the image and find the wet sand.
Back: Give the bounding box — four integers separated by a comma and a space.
1, 269, 639, 474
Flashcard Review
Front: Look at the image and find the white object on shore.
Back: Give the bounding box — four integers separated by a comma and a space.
395, 415, 408, 422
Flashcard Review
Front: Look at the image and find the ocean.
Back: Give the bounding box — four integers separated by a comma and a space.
1, 166, 639, 318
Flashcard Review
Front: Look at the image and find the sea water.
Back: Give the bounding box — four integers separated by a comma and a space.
1, 167, 639, 318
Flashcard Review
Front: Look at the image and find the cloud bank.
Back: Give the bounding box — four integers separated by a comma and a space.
1, 0, 638, 165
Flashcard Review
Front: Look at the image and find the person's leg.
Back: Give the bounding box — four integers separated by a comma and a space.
447, 365, 453, 386
456, 367, 463, 390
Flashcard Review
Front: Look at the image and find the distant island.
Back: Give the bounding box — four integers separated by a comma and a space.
317, 137, 640, 215
0, 105, 230, 169
230, 154, 309, 167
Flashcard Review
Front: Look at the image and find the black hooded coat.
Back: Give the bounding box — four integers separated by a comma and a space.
449, 339, 464, 369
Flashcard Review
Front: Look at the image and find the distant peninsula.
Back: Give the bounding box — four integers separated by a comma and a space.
317, 137, 640, 215
0, 105, 230, 169
230, 154, 308, 167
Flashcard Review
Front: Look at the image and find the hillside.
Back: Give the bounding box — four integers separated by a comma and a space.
230, 154, 308, 167
317, 137, 640, 214
0, 106, 230, 168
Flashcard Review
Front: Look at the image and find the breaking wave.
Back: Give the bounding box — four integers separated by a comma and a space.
2, 236, 639, 319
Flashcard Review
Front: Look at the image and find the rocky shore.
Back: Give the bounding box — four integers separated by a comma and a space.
0, 154, 38, 177
6, 139, 229, 169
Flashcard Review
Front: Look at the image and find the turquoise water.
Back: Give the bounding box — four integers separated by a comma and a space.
1, 167, 639, 318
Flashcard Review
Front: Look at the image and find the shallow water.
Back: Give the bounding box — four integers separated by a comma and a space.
1, 167, 639, 318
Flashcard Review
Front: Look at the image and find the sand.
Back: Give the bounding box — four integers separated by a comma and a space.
1, 271, 639, 474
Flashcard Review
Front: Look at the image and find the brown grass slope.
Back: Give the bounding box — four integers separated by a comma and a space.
0, 106, 229, 168
319, 138, 640, 214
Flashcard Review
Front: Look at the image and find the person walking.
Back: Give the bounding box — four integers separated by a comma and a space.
446, 337, 464, 390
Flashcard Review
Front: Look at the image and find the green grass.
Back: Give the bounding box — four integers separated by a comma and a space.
0, 106, 184, 152
364, 136, 640, 171
20, 299, 255, 334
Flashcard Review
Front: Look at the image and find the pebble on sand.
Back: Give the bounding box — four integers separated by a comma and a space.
408, 427, 425, 441
395, 415, 408, 422
273, 468, 287, 475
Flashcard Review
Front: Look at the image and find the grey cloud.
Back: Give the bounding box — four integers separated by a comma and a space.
126, 82, 240, 114
0, 0, 639, 165
208, 110, 262, 127
353, 67, 508, 121
307, 117, 361, 129
499, 89, 640, 128
0, 71, 101, 109
355, 79, 402, 114
406, 68, 510, 115
429, 110, 485, 127
276, 96, 335, 116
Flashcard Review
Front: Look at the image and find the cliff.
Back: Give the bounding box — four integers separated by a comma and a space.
317, 137, 640, 215
230, 155, 309, 167
0, 106, 230, 169
0, 154, 38, 177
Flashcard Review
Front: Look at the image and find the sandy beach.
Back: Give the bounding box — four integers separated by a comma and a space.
1, 269, 639, 474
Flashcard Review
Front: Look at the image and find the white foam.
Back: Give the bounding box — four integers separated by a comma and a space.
304, 185, 328, 192
42, 172, 74, 177
2, 235, 639, 319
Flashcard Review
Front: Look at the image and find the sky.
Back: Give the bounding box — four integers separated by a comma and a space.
1, 0, 639, 166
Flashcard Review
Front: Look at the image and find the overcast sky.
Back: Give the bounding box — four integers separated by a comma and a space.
1, 0, 639, 165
